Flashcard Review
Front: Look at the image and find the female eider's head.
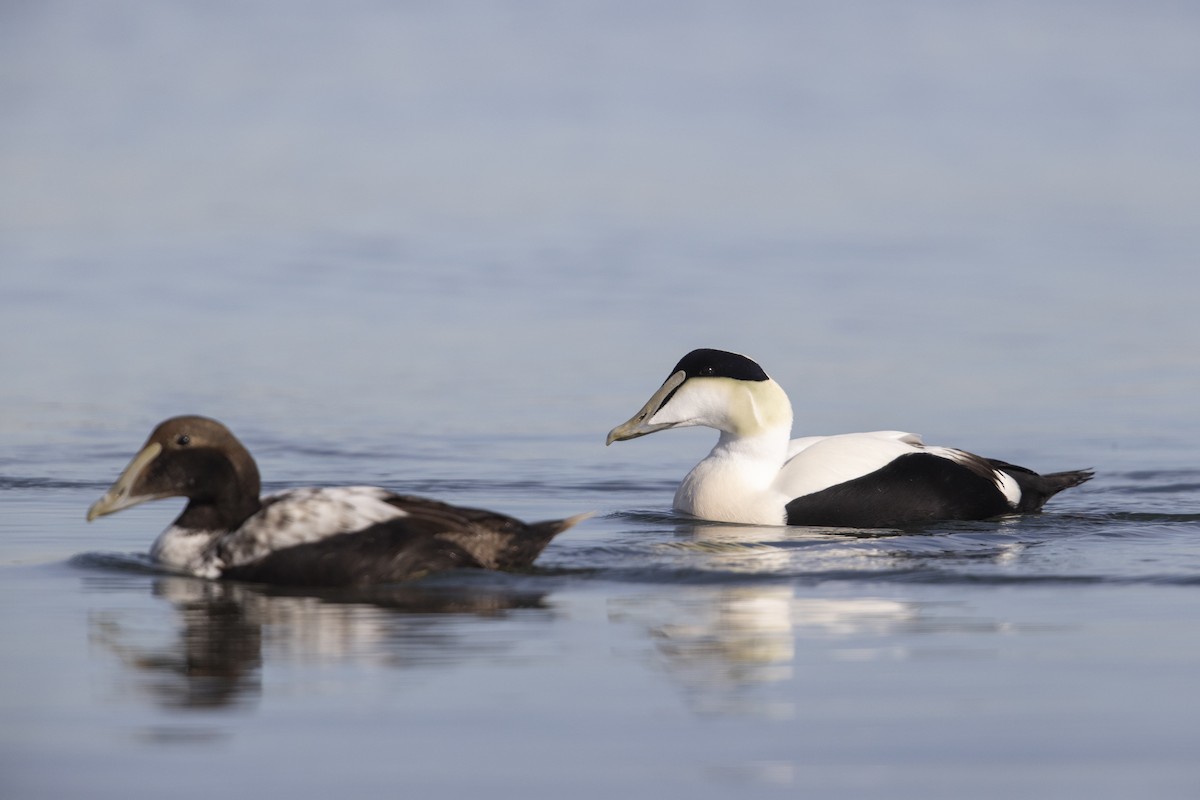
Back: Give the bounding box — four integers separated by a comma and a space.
87, 415, 262, 530
606, 348, 792, 443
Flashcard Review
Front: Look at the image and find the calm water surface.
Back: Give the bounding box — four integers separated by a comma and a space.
4, 3, 1200, 799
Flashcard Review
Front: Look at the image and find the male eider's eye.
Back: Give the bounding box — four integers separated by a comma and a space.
176, 434, 191, 446
699, 366, 715, 376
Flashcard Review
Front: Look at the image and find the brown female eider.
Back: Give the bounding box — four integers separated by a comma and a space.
88, 416, 586, 586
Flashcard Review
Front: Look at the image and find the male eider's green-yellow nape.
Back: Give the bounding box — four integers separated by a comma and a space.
88, 415, 588, 586
606, 348, 1092, 528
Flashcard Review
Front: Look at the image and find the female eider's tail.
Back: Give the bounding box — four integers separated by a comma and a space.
543, 511, 596, 532
486, 512, 595, 571
990, 461, 1095, 513
531, 511, 595, 543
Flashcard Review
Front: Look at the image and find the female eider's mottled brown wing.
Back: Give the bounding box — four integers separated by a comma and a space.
382, 494, 587, 571
220, 494, 587, 587
219, 521, 484, 587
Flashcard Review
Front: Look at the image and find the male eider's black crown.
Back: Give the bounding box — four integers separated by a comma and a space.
672, 349, 770, 382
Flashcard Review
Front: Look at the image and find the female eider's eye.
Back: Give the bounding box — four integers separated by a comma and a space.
176, 434, 191, 446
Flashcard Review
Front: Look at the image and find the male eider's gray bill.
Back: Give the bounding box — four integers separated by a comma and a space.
88, 415, 590, 586
607, 348, 1093, 527
606, 371, 687, 445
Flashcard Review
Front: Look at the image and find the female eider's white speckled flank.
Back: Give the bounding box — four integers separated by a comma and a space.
606, 348, 1092, 528
88, 416, 588, 586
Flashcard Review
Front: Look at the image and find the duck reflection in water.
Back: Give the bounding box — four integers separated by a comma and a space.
89, 575, 556, 711
610, 582, 921, 718
604, 520, 925, 717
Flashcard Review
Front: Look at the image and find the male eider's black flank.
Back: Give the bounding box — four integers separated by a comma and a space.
87, 416, 588, 587
782, 452, 1091, 528
607, 348, 1093, 528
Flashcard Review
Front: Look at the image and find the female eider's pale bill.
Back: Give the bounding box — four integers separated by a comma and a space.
607, 348, 1092, 528
88, 416, 588, 587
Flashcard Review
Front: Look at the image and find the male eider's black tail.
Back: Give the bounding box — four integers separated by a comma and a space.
990, 461, 1094, 513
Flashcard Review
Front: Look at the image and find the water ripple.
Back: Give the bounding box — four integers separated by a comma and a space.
0, 476, 110, 491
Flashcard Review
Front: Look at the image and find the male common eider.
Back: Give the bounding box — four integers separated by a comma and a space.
606, 349, 1092, 528
87, 416, 587, 586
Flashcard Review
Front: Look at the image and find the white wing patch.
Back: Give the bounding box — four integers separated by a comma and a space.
220, 487, 409, 567
925, 447, 1022, 507
150, 486, 411, 578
